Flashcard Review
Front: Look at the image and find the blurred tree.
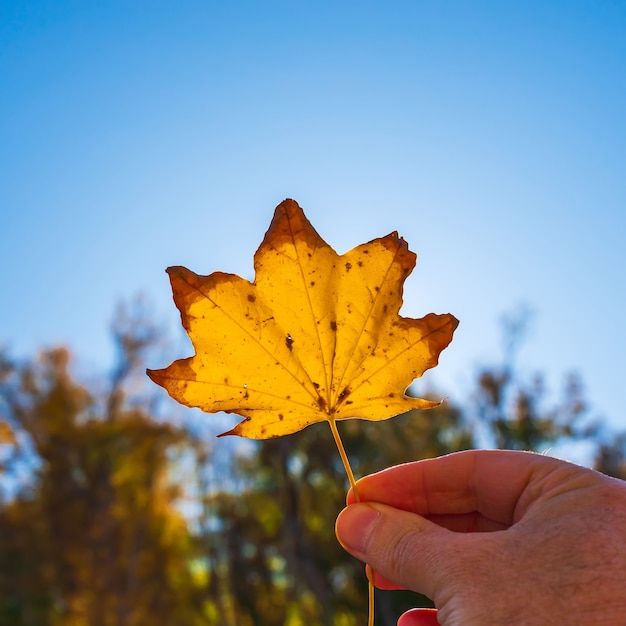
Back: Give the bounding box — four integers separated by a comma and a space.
594, 432, 626, 480
0, 302, 622, 626
0, 302, 204, 626
472, 308, 596, 451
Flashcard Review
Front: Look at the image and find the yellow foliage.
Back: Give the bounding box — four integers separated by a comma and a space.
0, 421, 16, 445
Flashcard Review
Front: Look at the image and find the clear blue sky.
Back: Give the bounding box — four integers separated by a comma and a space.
1, 1, 625, 440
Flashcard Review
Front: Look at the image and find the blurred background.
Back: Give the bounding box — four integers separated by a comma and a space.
1, 2, 625, 625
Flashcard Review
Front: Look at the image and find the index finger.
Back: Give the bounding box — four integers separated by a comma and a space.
347, 449, 580, 526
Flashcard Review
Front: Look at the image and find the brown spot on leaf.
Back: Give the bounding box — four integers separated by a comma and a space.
330, 320, 337, 332
247, 294, 256, 302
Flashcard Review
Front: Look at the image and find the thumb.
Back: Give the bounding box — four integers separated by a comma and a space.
335, 502, 465, 601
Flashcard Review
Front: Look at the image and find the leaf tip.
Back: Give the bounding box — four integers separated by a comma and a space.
217, 424, 243, 438
146, 367, 169, 391
449, 314, 460, 332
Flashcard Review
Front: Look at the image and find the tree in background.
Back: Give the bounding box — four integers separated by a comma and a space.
472, 309, 597, 452
0, 303, 624, 626
0, 303, 204, 626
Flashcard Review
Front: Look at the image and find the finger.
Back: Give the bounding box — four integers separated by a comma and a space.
336, 502, 474, 599
347, 449, 574, 525
398, 608, 439, 626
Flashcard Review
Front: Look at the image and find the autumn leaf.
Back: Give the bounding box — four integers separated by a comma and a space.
147, 199, 458, 439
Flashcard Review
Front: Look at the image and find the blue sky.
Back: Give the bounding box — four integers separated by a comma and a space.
1, 1, 625, 441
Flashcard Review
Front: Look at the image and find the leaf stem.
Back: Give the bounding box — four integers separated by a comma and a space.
328, 418, 374, 626
328, 418, 359, 500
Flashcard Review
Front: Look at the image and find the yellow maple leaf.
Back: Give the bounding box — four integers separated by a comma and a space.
148, 199, 458, 439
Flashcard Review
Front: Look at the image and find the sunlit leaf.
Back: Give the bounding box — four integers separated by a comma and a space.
148, 199, 458, 438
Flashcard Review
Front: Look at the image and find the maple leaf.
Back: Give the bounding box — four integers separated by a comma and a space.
147, 199, 458, 439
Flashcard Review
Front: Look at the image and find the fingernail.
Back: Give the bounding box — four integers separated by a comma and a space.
336, 503, 381, 554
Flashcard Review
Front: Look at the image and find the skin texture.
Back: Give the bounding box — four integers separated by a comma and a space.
335, 449, 626, 626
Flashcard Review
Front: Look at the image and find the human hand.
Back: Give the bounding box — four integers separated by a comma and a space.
335, 449, 626, 625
